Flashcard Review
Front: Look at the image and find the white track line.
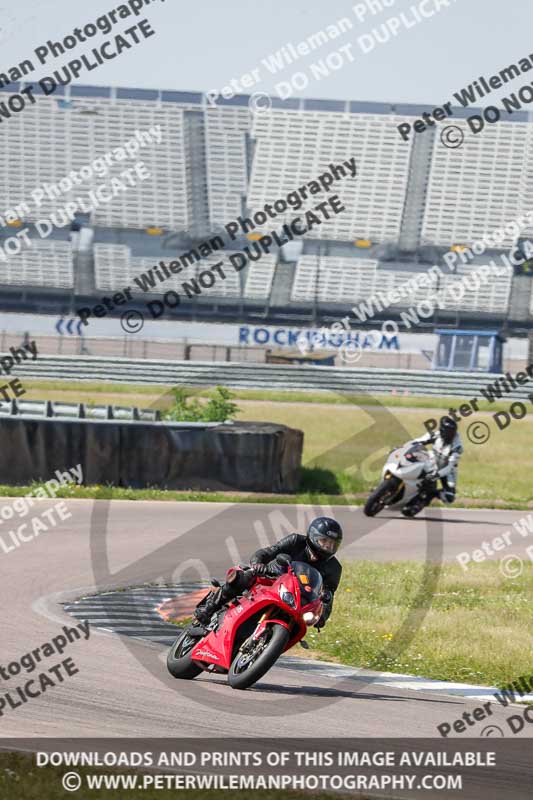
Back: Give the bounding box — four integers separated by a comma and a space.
63, 587, 533, 706
279, 656, 533, 703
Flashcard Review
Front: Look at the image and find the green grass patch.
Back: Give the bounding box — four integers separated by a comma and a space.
0, 753, 349, 800
236, 401, 533, 506
311, 561, 533, 686
0, 484, 529, 508
17, 378, 533, 508
0, 482, 364, 505
24, 379, 167, 396
23, 378, 523, 413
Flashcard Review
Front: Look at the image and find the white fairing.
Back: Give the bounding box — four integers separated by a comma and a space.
381, 443, 434, 508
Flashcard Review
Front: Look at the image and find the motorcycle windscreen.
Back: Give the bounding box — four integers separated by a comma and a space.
292, 561, 323, 602
404, 443, 431, 463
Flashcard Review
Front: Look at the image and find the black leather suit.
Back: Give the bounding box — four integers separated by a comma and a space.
215, 533, 342, 626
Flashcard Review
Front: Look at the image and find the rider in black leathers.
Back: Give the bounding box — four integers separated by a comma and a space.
194, 517, 343, 628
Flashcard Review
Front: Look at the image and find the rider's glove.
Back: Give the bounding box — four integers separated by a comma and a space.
251, 562, 268, 576
321, 589, 333, 605
266, 560, 284, 575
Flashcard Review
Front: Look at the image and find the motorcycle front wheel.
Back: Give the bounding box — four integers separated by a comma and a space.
228, 623, 290, 690
364, 476, 402, 517
167, 628, 204, 679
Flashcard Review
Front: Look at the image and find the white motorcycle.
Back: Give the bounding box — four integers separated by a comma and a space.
364, 442, 436, 517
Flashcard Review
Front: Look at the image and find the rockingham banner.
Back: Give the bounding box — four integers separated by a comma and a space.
0, 312, 432, 354
0, 313, 528, 360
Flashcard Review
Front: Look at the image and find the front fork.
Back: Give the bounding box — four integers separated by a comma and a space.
251, 611, 291, 642
383, 471, 404, 503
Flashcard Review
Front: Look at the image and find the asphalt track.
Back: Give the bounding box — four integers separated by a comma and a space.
3, 499, 533, 743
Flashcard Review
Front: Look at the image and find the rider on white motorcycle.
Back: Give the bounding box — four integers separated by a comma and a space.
405, 416, 463, 514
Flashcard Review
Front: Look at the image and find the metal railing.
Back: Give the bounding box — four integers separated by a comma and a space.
0, 400, 161, 420
0, 399, 228, 427
10, 355, 533, 401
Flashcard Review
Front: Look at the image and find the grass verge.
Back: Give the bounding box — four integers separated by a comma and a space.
22, 378, 528, 413
0, 753, 348, 800
2, 482, 530, 509
0, 482, 367, 506
311, 561, 533, 687
237, 401, 533, 507
16, 379, 533, 508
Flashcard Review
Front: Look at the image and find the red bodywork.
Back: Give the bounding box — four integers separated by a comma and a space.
190, 565, 323, 672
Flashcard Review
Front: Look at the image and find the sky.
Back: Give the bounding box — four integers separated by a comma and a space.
1, 0, 533, 108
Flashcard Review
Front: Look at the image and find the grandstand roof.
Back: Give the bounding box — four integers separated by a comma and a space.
2, 82, 530, 122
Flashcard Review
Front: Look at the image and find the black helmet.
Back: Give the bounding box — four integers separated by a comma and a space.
306, 517, 343, 561
439, 415, 457, 444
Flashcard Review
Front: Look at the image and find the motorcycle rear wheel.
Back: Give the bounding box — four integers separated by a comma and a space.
167, 628, 203, 679
228, 623, 289, 690
364, 476, 402, 517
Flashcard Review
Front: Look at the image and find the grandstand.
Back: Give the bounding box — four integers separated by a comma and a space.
0, 83, 532, 332
249, 107, 414, 242
1, 239, 73, 288
93, 242, 276, 300
291, 256, 379, 304
420, 118, 532, 247
205, 105, 251, 228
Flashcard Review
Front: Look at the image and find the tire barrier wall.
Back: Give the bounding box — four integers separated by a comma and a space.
0, 418, 303, 493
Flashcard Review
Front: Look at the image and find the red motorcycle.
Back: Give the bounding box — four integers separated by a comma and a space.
166, 555, 324, 690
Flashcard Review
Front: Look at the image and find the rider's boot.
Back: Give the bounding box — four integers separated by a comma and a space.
402, 481, 440, 517
194, 568, 256, 624
194, 582, 238, 624
401, 498, 426, 517
439, 477, 456, 504
401, 486, 435, 517
194, 588, 224, 624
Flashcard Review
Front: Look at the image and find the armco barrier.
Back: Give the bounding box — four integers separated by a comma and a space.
13, 355, 533, 401
0, 417, 303, 493
0, 399, 161, 420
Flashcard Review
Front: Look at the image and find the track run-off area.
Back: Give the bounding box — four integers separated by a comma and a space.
2, 498, 533, 741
